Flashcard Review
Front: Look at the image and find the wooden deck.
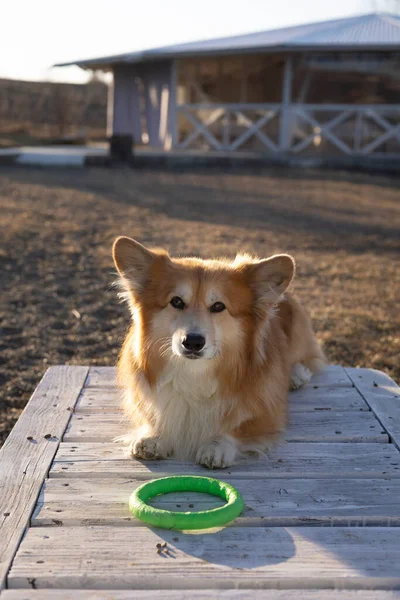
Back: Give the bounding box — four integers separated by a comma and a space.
1, 365, 400, 598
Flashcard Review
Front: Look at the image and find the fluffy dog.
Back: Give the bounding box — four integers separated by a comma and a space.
113, 237, 325, 468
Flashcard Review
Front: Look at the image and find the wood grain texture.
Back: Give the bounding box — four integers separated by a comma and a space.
32, 477, 400, 527
0, 366, 88, 591
83, 365, 352, 389
75, 387, 120, 413
3, 591, 400, 599
8, 526, 400, 590
4, 366, 400, 595
302, 364, 353, 388
50, 442, 400, 479
75, 385, 368, 414
63, 411, 388, 443
345, 368, 400, 450
84, 367, 117, 388
289, 386, 368, 411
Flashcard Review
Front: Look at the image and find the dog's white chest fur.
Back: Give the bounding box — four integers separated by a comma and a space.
150, 361, 224, 459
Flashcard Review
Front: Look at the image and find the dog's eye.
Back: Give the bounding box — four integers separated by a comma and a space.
210, 301, 226, 313
170, 296, 185, 310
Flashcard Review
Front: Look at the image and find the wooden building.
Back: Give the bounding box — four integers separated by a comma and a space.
59, 13, 400, 160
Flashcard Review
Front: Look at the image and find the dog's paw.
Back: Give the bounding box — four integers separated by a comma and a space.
196, 437, 237, 469
130, 436, 169, 460
290, 362, 313, 390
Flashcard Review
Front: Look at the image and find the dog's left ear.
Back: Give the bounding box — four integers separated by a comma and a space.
249, 254, 295, 303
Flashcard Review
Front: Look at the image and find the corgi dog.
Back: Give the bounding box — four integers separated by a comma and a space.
113, 237, 325, 469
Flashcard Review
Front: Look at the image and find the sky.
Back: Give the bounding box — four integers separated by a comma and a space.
0, 0, 394, 84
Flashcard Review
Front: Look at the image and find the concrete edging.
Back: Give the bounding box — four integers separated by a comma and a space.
1, 147, 400, 174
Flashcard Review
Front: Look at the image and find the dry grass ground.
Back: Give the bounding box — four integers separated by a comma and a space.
0, 166, 399, 445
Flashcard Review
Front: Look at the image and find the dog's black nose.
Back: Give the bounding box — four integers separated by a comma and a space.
181, 333, 206, 353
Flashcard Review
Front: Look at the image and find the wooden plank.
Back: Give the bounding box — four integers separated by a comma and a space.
50, 442, 400, 479
75, 387, 121, 412
4, 591, 400, 599
76, 385, 368, 414
32, 477, 400, 528
0, 588, 382, 599
293, 103, 400, 111
62, 412, 128, 442
0, 366, 89, 591
8, 526, 400, 590
289, 386, 368, 412
178, 103, 282, 110
85, 366, 117, 388
345, 368, 400, 450
63, 411, 388, 443
84, 365, 351, 389
303, 364, 352, 388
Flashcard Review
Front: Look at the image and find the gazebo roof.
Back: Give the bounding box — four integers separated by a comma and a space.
57, 12, 400, 70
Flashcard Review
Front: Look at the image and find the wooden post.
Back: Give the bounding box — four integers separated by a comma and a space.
354, 110, 363, 152
168, 60, 178, 149
222, 109, 230, 149
109, 66, 136, 162
143, 60, 176, 149
106, 76, 114, 138
279, 55, 293, 152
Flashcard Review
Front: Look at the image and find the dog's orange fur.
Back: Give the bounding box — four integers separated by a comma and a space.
113, 236, 325, 468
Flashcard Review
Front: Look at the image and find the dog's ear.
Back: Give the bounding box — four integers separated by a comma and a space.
113, 237, 157, 294
249, 254, 295, 304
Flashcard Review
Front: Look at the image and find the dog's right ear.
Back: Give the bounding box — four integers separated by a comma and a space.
112, 237, 156, 294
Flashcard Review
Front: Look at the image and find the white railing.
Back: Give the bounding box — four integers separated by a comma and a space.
176, 104, 281, 153
176, 103, 400, 156
290, 104, 400, 156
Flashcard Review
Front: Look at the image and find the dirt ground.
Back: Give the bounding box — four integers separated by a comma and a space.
0, 165, 399, 446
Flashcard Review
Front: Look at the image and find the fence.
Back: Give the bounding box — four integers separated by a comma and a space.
176, 103, 400, 156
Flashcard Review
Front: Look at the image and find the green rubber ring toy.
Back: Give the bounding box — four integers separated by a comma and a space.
129, 475, 244, 530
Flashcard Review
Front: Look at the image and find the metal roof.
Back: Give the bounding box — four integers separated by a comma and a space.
57, 13, 400, 69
